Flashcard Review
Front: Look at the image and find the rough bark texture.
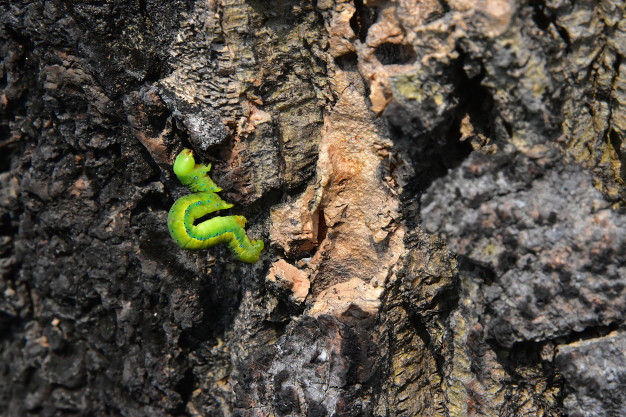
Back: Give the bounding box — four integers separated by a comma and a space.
1, 0, 625, 416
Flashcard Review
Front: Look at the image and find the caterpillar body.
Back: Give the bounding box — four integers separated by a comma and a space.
167, 149, 264, 263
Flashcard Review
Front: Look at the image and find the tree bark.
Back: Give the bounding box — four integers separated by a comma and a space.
1, 0, 625, 416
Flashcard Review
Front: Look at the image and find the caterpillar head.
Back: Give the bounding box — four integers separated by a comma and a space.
173, 148, 195, 177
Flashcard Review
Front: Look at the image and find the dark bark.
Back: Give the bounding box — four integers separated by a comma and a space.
1, 1, 625, 416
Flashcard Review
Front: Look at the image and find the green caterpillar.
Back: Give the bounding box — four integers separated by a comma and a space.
167, 148, 264, 263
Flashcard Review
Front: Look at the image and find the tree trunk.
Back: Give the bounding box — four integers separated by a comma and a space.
1, 0, 625, 416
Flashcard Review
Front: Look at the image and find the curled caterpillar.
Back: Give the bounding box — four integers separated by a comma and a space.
167, 149, 264, 263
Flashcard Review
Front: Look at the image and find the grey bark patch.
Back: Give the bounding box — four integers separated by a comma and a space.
557, 332, 626, 417
159, 89, 230, 151
421, 151, 626, 347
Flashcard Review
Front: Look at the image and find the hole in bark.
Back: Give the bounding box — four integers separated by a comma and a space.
0, 69, 7, 88
609, 129, 623, 159
138, 0, 147, 16
455, 58, 493, 145
412, 120, 473, 193
388, 55, 493, 205
436, 0, 451, 13
4, 25, 34, 55
609, 129, 626, 181
529, 0, 571, 48
487, 322, 620, 374
374, 43, 416, 66
349, 0, 378, 42
316, 208, 327, 245
132, 191, 171, 219
0, 146, 11, 172
554, 23, 571, 49
174, 368, 195, 414
457, 255, 497, 285
529, 0, 550, 30
334, 51, 358, 71
0, 311, 16, 337
508, 340, 542, 367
